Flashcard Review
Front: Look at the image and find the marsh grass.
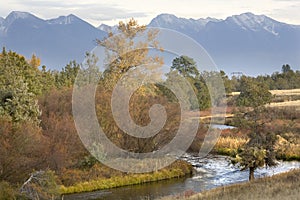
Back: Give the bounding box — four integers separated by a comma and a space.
275, 135, 300, 161
213, 135, 300, 161
60, 160, 193, 194
213, 136, 248, 156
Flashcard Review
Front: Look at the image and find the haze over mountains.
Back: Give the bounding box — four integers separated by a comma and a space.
1, 11, 299, 75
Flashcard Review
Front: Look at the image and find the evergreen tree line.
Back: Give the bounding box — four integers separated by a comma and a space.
230, 64, 300, 92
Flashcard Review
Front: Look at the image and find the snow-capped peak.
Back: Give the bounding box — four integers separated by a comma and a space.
150, 14, 182, 26
158, 13, 178, 23
0, 11, 40, 35
97, 24, 118, 33
47, 14, 80, 25
229, 12, 266, 26
98, 24, 112, 32
0, 17, 4, 34
149, 13, 221, 31
227, 12, 280, 35
4, 11, 35, 27
7, 11, 32, 20
197, 17, 221, 26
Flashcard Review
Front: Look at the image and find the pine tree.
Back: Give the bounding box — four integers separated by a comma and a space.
0, 49, 41, 124
233, 77, 277, 181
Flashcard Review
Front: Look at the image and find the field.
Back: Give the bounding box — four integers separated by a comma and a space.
268, 100, 300, 108
230, 89, 300, 96
230, 89, 300, 108
271, 89, 300, 96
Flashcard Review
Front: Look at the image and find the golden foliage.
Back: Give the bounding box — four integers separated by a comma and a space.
29, 54, 41, 68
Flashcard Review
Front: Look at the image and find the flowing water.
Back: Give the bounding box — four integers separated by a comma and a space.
64, 154, 300, 200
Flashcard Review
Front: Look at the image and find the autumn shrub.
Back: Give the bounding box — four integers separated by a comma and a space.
39, 88, 88, 171
0, 181, 16, 200
59, 163, 122, 187
95, 86, 181, 154
20, 170, 59, 200
0, 117, 47, 183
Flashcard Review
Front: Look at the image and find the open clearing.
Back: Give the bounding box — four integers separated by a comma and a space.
271, 89, 300, 96
267, 100, 300, 108
230, 88, 300, 96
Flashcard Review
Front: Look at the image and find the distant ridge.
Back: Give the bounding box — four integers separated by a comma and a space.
0, 11, 299, 75
0, 11, 107, 69
147, 12, 300, 75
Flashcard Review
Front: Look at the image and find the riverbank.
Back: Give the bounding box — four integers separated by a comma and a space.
210, 106, 300, 161
60, 160, 193, 195
61, 155, 300, 200
171, 168, 300, 200
212, 134, 300, 161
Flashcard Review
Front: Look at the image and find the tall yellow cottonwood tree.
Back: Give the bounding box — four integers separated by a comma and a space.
29, 54, 41, 68
97, 18, 164, 89
93, 19, 176, 154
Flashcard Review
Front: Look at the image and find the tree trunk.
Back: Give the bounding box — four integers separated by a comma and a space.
249, 167, 255, 181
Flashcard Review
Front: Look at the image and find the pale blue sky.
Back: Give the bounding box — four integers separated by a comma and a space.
1, 0, 300, 26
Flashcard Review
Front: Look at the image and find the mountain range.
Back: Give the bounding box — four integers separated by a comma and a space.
0, 11, 107, 70
1, 11, 300, 75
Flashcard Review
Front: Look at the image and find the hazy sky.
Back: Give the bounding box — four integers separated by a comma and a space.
1, 0, 300, 26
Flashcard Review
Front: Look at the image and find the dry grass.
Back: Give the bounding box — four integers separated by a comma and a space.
213, 134, 300, 161
267, 100, 300, 108
159, 169, 300, 200
275, 135, 300, 161
213, 136, 248, 156
215, 136, 248, 149
230, 89, 300, 96
271, 89, 300, 96
230, 88, 300, 108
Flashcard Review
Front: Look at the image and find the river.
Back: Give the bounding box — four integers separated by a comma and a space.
64, 154, 300, 200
